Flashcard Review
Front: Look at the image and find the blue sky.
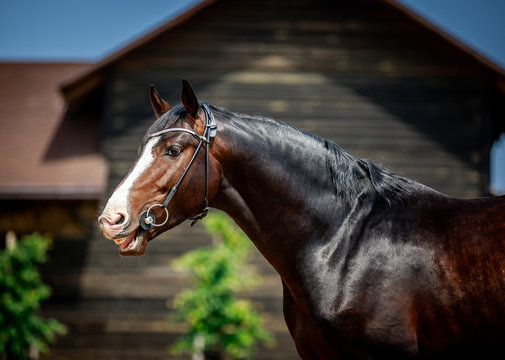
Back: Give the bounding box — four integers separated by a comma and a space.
0, 0, 201, 61
0, 0, 504, 193
398, 0, 505, 69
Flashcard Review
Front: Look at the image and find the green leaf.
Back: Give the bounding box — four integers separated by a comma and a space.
0, 233, 67, 359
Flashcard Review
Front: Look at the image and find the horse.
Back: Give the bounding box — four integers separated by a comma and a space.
99, 79, 505, 359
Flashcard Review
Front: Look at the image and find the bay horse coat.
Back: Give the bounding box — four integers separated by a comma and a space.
99, 80, 505, 359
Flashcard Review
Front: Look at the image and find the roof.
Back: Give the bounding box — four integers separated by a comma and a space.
60, 0, 217, 102
0, 63, 108, 199
60, 0, 505, 103
4, 0, 502, 200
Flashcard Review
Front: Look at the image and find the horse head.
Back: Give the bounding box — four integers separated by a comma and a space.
99, 79, 220, 256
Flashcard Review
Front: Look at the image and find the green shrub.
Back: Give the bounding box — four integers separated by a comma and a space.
169, 213, 274, 359
0, 233, 66, 360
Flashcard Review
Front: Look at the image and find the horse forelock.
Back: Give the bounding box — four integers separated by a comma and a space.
138, 104, 186, 154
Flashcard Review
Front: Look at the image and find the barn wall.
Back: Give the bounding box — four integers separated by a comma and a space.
109, 0, 493, 198
47, 0, 501, 359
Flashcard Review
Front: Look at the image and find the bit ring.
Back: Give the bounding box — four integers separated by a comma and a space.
144, 204, 169, 227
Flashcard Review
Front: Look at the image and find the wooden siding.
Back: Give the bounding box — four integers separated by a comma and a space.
109, 0, 493, 198
42, 223, 295, 360
43, 0, 501, 359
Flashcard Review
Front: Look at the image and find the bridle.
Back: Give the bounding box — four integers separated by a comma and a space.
139, 103, 217, 231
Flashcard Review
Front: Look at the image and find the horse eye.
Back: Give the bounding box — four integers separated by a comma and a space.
166, 146, 182, 157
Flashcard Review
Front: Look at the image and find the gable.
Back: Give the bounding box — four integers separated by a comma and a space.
60, 0, 505, 104
93, 0, 505, 198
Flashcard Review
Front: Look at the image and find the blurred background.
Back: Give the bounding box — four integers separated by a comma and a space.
1, 0, 504, 359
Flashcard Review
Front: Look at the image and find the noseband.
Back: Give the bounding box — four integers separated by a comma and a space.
139, 103, 217, 231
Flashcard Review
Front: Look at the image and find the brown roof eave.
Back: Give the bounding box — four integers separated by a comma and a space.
0, 186, 105, 200
60, 67, 104, 106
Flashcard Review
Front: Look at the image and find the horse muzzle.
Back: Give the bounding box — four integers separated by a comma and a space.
98, 212, 148, 256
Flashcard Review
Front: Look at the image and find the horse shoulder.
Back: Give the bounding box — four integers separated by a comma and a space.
298, 195, 441, 355
293, 231, 426, 356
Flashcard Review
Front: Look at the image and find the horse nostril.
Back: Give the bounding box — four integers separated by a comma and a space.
115, 214, 125, 225
98, 212, 128, 227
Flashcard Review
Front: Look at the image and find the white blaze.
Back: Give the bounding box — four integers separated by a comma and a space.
103, 139, 156, 218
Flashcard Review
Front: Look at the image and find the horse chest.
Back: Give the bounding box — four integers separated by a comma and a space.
282, 277, 420, 359
281, 239, 432, 359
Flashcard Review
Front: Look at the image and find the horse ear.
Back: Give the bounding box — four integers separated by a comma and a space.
181, 78, 200, 119
150, 85, 171, 118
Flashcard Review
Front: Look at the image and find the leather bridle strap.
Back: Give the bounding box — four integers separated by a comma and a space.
188, 103, 216, 225
139, 103, 217, 231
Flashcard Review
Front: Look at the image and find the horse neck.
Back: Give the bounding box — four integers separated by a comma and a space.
211, 114, 354, 279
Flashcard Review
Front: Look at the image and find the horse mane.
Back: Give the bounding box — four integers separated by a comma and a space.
142, 103, 411, 205
323, 140, 411, 204
214, 104, 412, 205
